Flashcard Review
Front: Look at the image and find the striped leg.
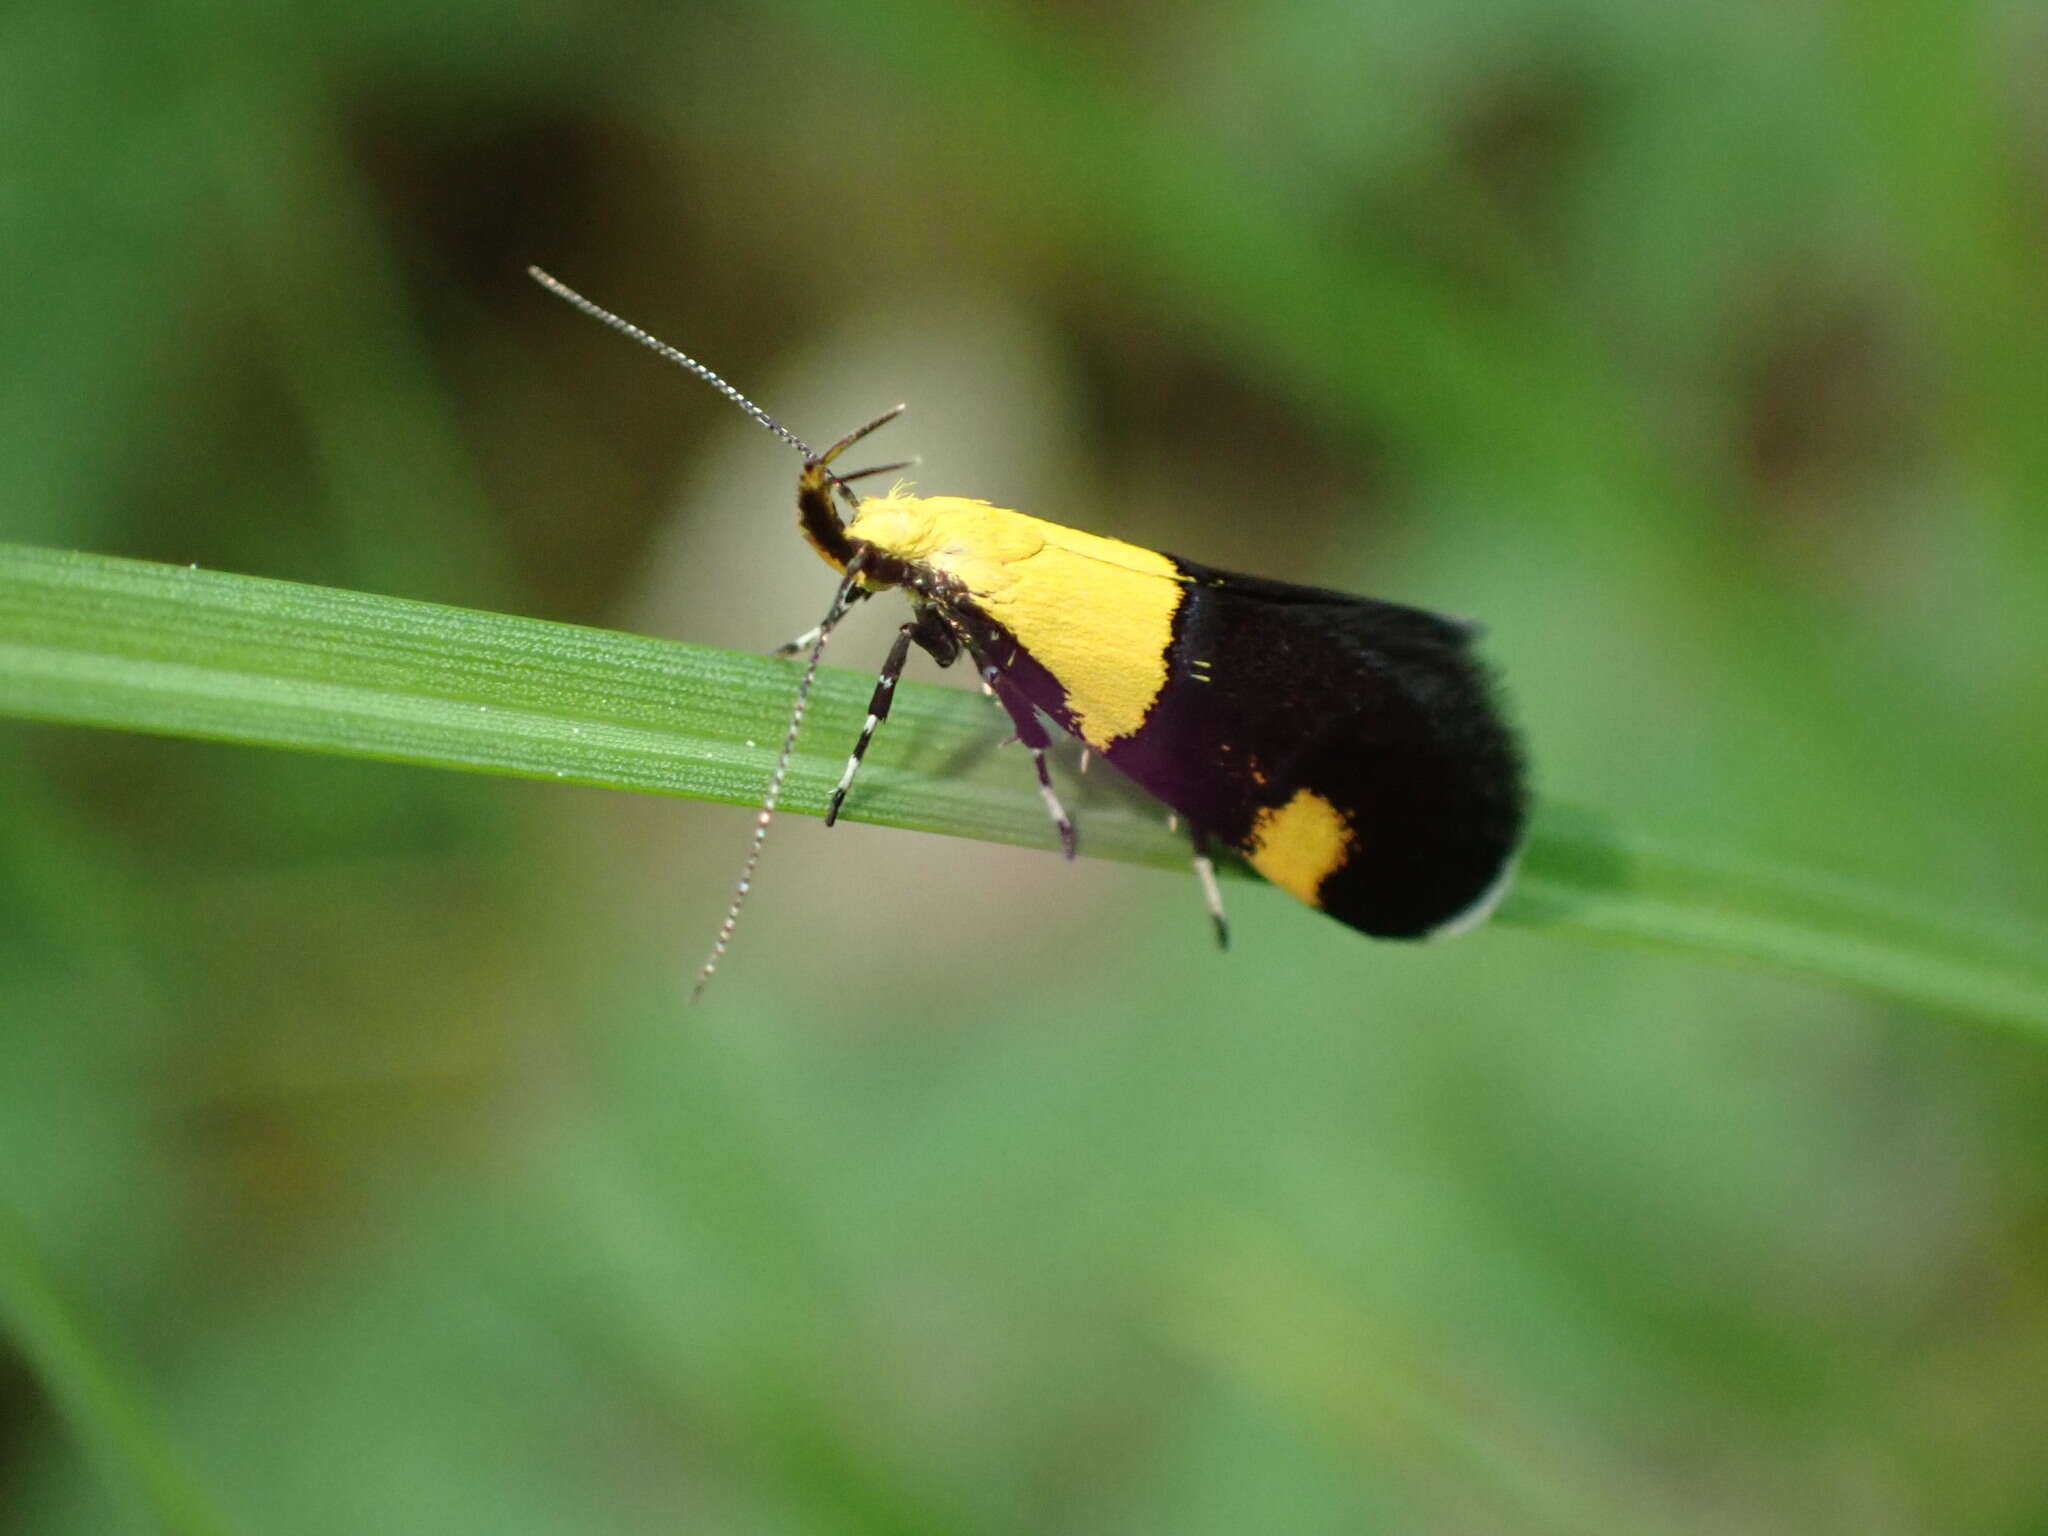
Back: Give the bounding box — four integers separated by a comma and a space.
824, 620, 918, 826
983, 665, 1077, 859
773, 589, 867, 657
1190, 827, 1229, 950
775, 624, 823, 659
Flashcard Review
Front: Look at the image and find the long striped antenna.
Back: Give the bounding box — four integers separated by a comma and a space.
530, 267, 894, 998
528, 266, 818, 458
690, 554, 868, 1002
528, 267, 913, 515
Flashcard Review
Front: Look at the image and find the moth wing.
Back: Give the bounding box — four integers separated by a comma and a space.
1106, 563, 1525, 937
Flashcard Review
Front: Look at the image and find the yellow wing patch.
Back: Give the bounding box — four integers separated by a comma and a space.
1246, 789, 1355, 906
846, 492, 1183, 748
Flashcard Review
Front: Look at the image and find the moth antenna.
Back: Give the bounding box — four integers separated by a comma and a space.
691, 554, 869, 1003
527, 266, 817, 460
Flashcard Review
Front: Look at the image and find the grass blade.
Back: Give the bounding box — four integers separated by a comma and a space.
0, 1202, 238, 1536
2, 542, 2043, 1037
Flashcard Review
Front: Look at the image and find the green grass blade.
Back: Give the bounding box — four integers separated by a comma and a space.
2, 542, 2043, 1037
0, 1202, 239, 1536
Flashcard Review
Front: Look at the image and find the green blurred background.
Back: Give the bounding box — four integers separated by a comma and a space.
5, 0, 2048, 1530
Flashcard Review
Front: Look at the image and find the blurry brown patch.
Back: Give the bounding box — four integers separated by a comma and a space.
1737, 288, 1914, 518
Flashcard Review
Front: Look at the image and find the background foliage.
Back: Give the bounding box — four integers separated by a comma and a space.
3, 0, 2046, 1530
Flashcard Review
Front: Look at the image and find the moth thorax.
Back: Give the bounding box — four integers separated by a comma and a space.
844, 492, 941, 563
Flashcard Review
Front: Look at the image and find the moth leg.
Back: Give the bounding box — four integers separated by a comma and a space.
1189, 827, 1230, 950
982, 664, 1077, 860
825, 605, 951, 826
912, 606, 961, 668
773, 588, 868, 657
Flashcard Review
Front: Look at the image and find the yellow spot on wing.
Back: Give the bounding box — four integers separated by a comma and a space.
1246, 790, 1355, 906
846, 493, 1182, 747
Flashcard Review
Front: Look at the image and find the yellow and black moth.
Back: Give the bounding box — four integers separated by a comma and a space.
531, 269, 1527, 993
